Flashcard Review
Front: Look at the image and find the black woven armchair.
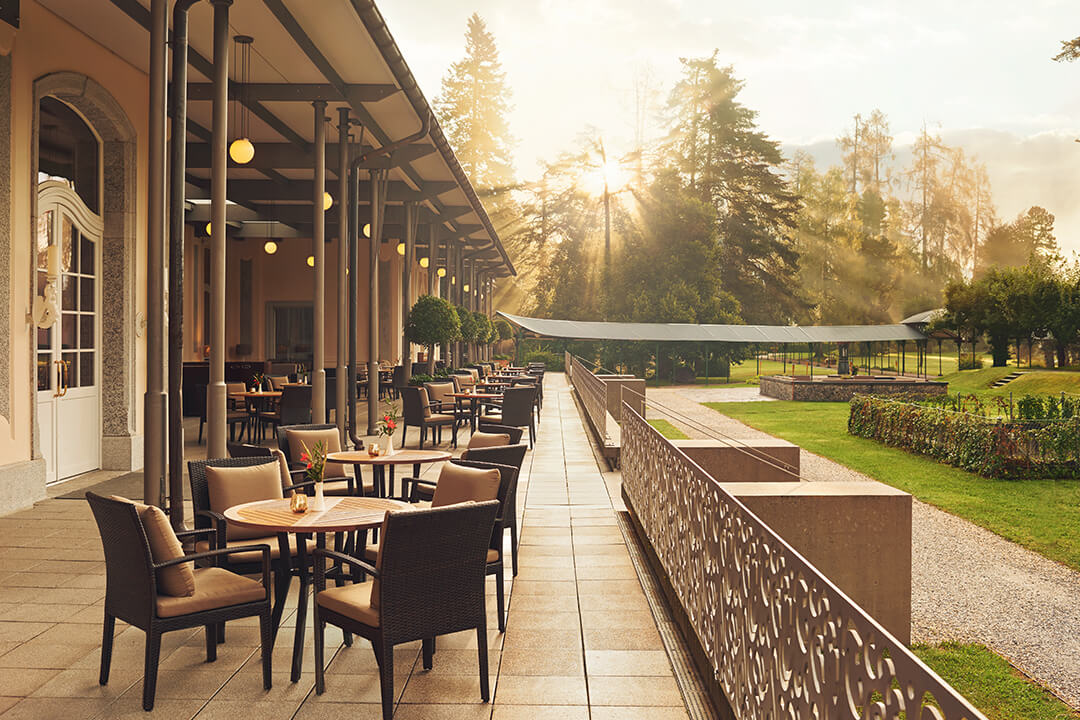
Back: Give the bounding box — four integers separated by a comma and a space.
461, 444, 528, 577
312, 501, 499, 720
482, 385, 537, 447
187, 457, 310, 634
400, 385, 457, 449
277, 423, 365, 495
401, 459, 517, 632
86, 492, 272, 711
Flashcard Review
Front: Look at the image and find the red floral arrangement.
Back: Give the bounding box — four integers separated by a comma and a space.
298, 439, 326, 484
377, 401, 400, 438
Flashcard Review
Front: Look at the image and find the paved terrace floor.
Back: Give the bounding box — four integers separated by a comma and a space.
0, 374, 695, 719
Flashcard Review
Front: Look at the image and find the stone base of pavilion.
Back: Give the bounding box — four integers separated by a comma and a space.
759, 374, 948, 401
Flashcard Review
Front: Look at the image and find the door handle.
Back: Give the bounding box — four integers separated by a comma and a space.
58, 360, 69, 398
53, 360, 63, 398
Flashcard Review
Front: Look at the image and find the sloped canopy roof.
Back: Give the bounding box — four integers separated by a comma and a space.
497, 312, 927, 344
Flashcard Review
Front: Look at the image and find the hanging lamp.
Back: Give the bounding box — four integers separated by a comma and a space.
229, 36, 255, 164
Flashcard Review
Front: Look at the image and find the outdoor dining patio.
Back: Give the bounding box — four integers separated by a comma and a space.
0, 374, 692, 720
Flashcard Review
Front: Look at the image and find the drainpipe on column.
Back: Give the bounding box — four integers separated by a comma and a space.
311, 101, 327, 424
144, 0, 168, 509
336, 109, 350, 446
166, 0, 203, 529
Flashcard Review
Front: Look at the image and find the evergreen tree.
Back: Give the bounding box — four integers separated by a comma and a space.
661, 55, 804, 323
435, 13, 515, 192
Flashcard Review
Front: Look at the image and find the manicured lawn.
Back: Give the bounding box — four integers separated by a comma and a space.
703, 400, 1080, 571
646, 418, 689, 439
940, 365, 1080, 398
913, 643, 1079, 720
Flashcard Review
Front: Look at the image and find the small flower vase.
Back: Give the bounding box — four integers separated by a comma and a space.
385, 433, 395, 456
312, 479, 326, 512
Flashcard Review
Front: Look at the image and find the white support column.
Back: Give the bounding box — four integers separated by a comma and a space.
401, 202, 416, 386
206, 0, 232, 461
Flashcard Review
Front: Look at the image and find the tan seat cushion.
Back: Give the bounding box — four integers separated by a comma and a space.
205, 463, 284, 541
285, 428, 349, 480
467, 431, 510, 450
156, 567, 265, 618
427, 413, 455, 423
431, 464, 501, 508
195, 534, 316, 563
112, 496, 195, 597
481, 414, 502, 423
316, 581, 379, 627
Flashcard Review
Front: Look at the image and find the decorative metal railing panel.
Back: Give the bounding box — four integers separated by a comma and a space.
620, 404, 986, 720
569, 354, 610, 444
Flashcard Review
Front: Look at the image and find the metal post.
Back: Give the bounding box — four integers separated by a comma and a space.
167, 0, 199, 528
206, 0, 231, 461
704, 343, 709, 387
336, 108, 350, 445
401, 202, 416, 386
427, 225, 436, 296
144, 0, 168, 508
367, 170, 383, 435
311, 101, 327, 423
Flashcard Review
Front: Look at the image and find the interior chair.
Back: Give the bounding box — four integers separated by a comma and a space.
313, 501, 500, 720
461, 444, 528, 577
195, 384, 247, 444
400, 385, 457, 449
482, 386, 537, 448
260, 384, 312, 440
268, 375, 290, 390
87, 491, 272, 711
425, 380, 471, 430
278, 423, 370, 496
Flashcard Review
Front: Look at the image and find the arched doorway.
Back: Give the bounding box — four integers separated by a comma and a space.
32, 73, 138, 477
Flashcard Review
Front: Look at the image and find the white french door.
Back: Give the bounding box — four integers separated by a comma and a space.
36, 181, 103, 484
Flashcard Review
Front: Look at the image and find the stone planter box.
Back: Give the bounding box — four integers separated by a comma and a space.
759, 374, 948, 402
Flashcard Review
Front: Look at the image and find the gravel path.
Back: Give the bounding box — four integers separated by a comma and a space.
646, 388, 1080, 709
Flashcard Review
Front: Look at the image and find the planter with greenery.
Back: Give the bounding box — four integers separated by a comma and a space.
406, 295, 461, 375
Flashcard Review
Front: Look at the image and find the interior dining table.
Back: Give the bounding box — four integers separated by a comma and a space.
228, 390, 282, 442
223, 495, 410, 682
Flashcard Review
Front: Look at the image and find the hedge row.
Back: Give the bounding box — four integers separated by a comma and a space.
847, 395, 1080, 479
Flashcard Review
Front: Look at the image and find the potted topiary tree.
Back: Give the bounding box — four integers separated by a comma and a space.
472, 311, 492, 361
406, 295, 461, 375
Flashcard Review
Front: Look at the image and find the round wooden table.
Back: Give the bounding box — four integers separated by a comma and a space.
327, 449, 452, 500
224, 495, 408, 682
449, 392, 500, 434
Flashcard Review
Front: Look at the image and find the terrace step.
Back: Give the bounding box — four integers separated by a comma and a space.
990, 371, 1025, 388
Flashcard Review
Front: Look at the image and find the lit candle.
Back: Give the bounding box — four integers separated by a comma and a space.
46, 245, 59, 277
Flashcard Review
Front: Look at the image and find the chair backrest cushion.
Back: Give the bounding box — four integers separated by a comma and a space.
455, 372, 475, 387
466, 368, 480, 382
271, 449, 293, 493
205, 462, 284, 540
431, 463, 501, 508
425, 381, 455, 407
417, 386, 432, 418
467, 431, 510, 450
285, 428, 347, 480
112, 496, 194, 597
269, 375, 289, 390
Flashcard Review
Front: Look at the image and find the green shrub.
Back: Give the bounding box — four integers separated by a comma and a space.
409, 373, 434, 386
848, 394, 1080, 479
406, 295, 460, 375
494, 319, 513, 341
958, 354, 983, 370
524, 350, 563, 371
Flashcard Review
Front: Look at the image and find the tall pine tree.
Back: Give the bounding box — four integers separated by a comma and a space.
435, 13, 515, 194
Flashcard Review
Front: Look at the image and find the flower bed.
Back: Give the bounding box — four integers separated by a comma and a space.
848, 395, 1080, 479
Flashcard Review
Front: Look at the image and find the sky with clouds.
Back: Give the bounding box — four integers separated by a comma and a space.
380, 0, 1080, 249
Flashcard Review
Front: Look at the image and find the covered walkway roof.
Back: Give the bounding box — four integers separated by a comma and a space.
498, 312, 927, 344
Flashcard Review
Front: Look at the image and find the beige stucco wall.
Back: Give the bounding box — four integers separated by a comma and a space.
2, 1, 147, 475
